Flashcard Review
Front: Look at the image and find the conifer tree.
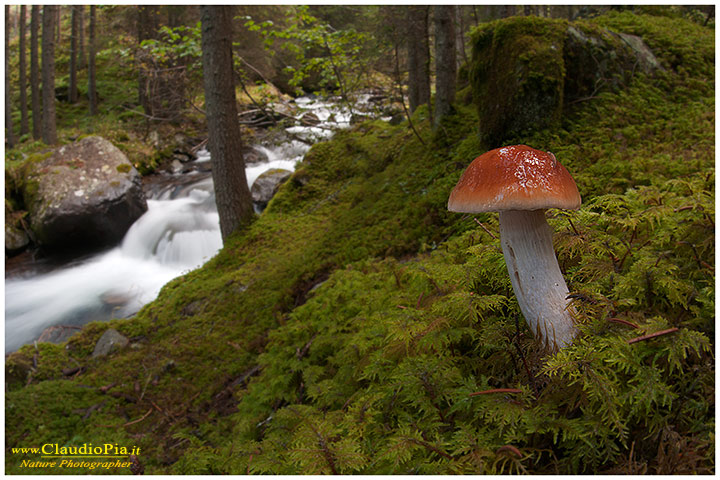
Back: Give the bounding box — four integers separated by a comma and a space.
30, 5, 41, 139
201, 5, 255, 240
88, 5, 97, 116
5, 5, 16, 147
433, 5, 457, 126
41, 5, 58, 145
18, 5, 29, 136
406, 6, 430, 113
69, 6, 79, 103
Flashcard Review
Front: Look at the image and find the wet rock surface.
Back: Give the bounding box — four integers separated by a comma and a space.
251, 168, 293, 210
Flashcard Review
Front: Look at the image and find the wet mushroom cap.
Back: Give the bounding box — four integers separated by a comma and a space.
447, 145, 581, 213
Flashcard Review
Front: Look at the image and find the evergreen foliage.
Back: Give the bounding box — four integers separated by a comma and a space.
4, 9, 714, 474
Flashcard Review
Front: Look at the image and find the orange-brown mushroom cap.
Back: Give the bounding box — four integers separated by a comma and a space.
448, 145, 581, 212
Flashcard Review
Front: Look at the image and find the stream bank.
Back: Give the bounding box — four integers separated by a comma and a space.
5, 92, 395, 353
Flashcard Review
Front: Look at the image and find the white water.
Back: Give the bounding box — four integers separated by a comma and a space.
5, 95, 368, 353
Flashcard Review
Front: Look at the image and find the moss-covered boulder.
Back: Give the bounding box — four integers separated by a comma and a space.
23, 136, 148, 250
470, 16, 661, 147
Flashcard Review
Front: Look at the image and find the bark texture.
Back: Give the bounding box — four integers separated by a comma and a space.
5, 5, 16, 147
88, 5, 97, 115
30, 5, 41, 139
41, 5, 58, 144
69, 6, 78, 103
201, 5, 254, 240
19, 5, 29, 135
433, 5, 457, 125
406, 6, 430, 113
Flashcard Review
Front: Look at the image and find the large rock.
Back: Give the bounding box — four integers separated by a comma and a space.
23, 136, 148, 250
470, 17, 661, 147
251, 168, 293, 210
37, 325, 82, 345
5, 223, 29, 254
92, 328, 129, 358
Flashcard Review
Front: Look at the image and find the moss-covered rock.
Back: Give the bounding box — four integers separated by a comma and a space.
470, 16, 662, 147
22, 136, 148, 251
470, 16, 568, 147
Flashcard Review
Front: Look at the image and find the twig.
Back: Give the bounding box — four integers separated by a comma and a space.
469, 388, 523, 397
496, 445, 523, 458
567, 217, 580, 236
117, 103, 177, 122
473, 217, 498, 239
407, 438, 454, 460
237, 55, 280, 92
607, 317, 640, 329
233, 67, 278, 128
392, 43, 426, 145
627, 327, 679, 344
124, 408, 153, 427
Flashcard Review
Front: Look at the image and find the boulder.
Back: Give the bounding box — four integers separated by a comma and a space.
92, 328, 129, 358
470, 16, 661, 147
23, 136, 148, 250
243, 146, 269, 166
37, 325, 82, 344
5, 223, 29, 255
251, 168, 293, 210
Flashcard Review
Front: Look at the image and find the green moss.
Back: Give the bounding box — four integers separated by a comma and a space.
470, 16, 567, 147
115, 163, 132, 174
4, 9, 715, 475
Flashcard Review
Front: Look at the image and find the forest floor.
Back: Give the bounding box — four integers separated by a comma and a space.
5, 10, 715, 474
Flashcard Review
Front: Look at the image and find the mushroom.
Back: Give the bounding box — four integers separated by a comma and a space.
448, 145, 581, 351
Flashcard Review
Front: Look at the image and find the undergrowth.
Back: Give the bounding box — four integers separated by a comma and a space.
5, 10, 714, 475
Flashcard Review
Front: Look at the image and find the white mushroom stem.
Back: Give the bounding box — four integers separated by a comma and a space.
498, 209, 577, 351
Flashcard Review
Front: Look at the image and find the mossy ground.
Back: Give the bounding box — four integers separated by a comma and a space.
5, 11, 715, 474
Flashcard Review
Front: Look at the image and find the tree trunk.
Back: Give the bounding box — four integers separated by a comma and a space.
19, 5, 29, 136
455, 6, 468, 68
137, 5, 158, 116
6, 5, 16, 148
42, 5, 58, 145
88, 5, 97, 116
30, 5, 41, 139
55, 6, 60, 43
433, 5, 457, 126
77, 5, 85, 69
406, 5, 430, 114
69, 5, 78, 103
201, 5, 254, 241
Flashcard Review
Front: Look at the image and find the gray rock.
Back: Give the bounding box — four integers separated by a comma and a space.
616, 32, 662, 74
243, 146, 269, 166
5, 223, 29, 254
251, 168, 293, 209
37, 325, 82, 344
564, 25, 662, 105
92, 328, 129, 358
24, 136, 148, 250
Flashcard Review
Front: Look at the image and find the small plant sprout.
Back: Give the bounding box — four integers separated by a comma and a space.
448, 145, 582, 351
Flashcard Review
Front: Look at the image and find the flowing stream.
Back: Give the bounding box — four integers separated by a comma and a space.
5, 95, 385, 352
